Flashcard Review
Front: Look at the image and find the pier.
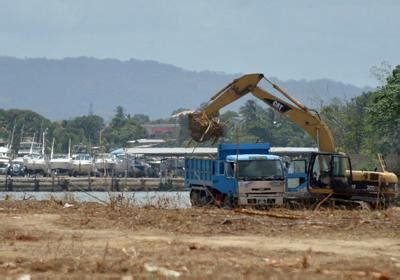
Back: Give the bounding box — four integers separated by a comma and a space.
0, 175, 184, 192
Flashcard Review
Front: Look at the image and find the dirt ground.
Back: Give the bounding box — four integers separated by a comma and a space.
0, 198, 400, 279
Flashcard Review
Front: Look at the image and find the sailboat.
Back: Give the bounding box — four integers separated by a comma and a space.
23, 132, 50, 176
49, 138, 73, 175
13, 133, 41, 164
0, 138, 11, 175
70, 144, 95, 176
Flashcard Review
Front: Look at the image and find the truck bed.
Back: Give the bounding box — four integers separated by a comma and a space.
184, 158, 214, 188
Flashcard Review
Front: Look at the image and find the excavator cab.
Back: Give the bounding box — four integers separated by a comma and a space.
308, 153, 353, 195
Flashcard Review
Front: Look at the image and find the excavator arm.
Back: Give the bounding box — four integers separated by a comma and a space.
250, 86, 335, 152
188, 73, 335, 152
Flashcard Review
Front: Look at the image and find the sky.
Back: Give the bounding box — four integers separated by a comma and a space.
0, 0, 399, 87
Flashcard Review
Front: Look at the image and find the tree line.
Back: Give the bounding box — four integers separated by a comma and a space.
321, 65, 399, 173
0, 106, 147, 154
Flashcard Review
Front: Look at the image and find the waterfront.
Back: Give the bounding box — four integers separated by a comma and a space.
0, 175, 184, 192
0, 191, 191, 208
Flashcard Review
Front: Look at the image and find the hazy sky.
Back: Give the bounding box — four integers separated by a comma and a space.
0, 0, 399, 86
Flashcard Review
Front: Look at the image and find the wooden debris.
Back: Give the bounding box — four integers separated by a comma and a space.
313, 193, 333, 211
235, 208, 305, 219
318, 269, 389, 279
144, 263, 182, 278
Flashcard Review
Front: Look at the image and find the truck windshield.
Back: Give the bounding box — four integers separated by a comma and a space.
238, 160, 283, 179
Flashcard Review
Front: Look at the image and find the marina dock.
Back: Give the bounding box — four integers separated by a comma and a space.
0, 175, 184, 192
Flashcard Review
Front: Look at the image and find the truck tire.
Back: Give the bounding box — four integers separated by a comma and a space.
222, 195, 234, 208
190, 189, 200, 206
190, 188, 212, 207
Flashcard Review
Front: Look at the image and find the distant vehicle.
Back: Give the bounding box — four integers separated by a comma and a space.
0, 161, 10, 175
114, 153, 148, 177
8, 163, 26, 177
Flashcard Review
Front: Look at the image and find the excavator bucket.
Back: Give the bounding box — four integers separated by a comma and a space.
188, 112, 225, 143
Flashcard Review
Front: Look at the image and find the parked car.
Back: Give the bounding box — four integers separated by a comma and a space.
0, 162, 10, 175
8, 163, 26, 177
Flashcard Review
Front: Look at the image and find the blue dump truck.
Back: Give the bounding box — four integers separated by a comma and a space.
185, 143, 285, 207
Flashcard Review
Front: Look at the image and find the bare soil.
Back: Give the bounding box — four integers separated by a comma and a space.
0, 199, 400, 279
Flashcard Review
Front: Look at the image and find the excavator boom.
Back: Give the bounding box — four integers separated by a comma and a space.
250, 87, 335, 152
188, 73, 335, 152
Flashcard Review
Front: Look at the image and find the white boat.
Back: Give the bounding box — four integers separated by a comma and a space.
23, 153, 49, 175
22, 132, 49, 175
0, 139, 11, 175
17, 136, 42, 156
71, 153, 95, 176
13, 135, 42, 164
49, 138, 73, 175
94, 153, 116, 176
49, 154, 72, 173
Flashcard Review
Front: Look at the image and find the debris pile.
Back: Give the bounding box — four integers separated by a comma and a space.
188, 113, 224, 143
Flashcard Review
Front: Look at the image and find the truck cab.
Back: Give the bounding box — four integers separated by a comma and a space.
225, 154, 284, 205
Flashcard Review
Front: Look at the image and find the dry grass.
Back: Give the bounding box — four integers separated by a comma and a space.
0, 200, 399, 278
2, 228, 40, 242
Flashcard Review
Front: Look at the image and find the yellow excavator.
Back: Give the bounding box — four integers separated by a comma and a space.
188, 73, 398, 206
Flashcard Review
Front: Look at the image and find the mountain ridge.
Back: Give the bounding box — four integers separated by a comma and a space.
0, 56, 372, 120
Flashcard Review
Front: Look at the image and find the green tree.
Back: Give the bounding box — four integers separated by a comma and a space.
132, 114, 150, 124
367, 65, 400, 171
103, 106, 146, 149
235, 100, 313, 146
0, 109, 52, 152
112, 106, 126, 128
66, 115, 105, 145
318, 65, 400, 172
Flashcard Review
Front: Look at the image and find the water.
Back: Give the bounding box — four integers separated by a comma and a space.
0, 191, 191, 208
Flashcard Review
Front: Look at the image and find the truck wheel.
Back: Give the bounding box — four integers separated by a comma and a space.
190, 189, 200, 206
222, 195, 233, 209
199, 190, 212, 206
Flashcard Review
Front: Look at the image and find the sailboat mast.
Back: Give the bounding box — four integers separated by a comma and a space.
68, 139, 71, 159
30, 132, 36, 154
42, 131, 46, 156
8, 121, 16, 150
51, 138, 55, 160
